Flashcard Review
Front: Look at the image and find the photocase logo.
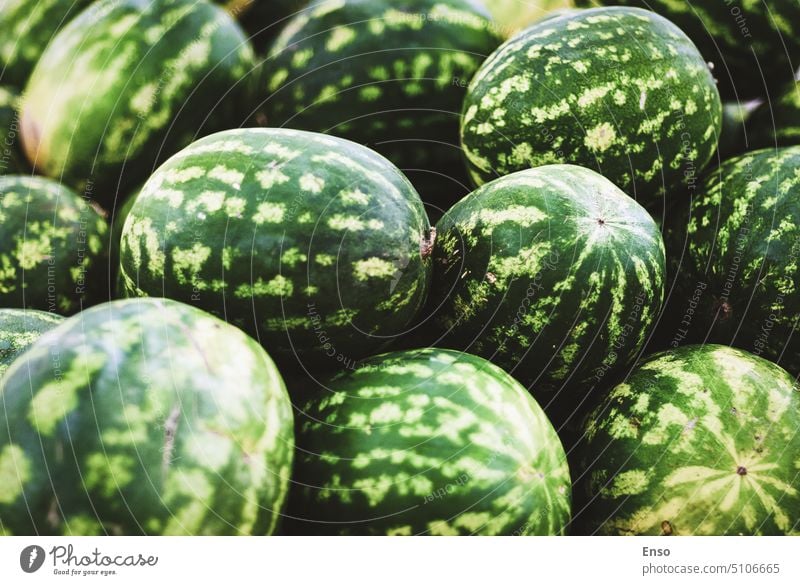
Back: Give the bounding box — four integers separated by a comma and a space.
20, 545, 46, 573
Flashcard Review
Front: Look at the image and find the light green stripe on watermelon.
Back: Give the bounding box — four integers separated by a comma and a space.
119, 128, 432, 372
0, 0, 94, 89
460, 6, 721, 206
0, 175, 108, 314
0, 309, 63, 377
286, 348, 571, 535
663, 146, 800, 377
430, 165, 665, 420
577, 344, 800, 536
20, 0, 256, 203
0, 298, 294, 536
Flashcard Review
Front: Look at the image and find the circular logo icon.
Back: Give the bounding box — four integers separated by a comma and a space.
20, 545, 46, 573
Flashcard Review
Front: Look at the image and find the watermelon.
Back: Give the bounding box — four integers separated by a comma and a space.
0, 86, 27, 175
0, 0, 94, 89
120, 128, 432, 372
460, 7, 722, 207
286, 348, 572, 535
0, 175, 108, 314
0, 309, 63, 377
429, 165, 665, 423
0, 298, 294, 536
663, 146, 800, 376
576, 344, 800, 536
20, 0, 256, 204
576, 0, 800, 100
747, 81, 800, 150
220, 0, 309, 51
260, 0, 503, 211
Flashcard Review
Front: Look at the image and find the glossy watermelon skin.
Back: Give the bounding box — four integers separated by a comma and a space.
460, 7, 721, 207
430, 165, 665, 421
0, 309, 63, 377
663, 147, 800, 376
261, 0, 503, 211
286, 348, 572, 535
576, 0, 800, 100
120, 128, 432, 373
0, 298, 294, 536
747, 82, 800, 150
20, 0, 256, 204
0, 86, 27, 175
0, 175, 108, 314
0, 0, 94, 89
576, 344, 800, 536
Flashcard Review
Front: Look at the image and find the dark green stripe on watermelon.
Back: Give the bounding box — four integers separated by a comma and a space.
20, 0, 256, 204
0, 0, 94, 89
0, 87, 28, 175
662, 146, 800, 377
0, 309, 63, 377
260, 0, 503, 212
286, 348, 572, 535
460, 7, 722, 207
0, 175, 108, 314
429, 165, 665, 424
576, 0, 800, 100
119, 128, 432, 374
0, 298, 294, 536
575, 344, 800, 535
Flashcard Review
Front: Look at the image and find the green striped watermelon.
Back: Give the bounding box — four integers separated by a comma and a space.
120, 128, 432, 372
20, 0, 256, 204
747, 82, 800, 150
0, 175, 108, 314
430, 165, 665, 421
663, 146, 800, 376
0, 298, 294, 536
0, 0, 94, 89
286, 348, 572, 535
576, 344, 800, 535
261, 0, 503, 212
0, 86, 27, 174
576, 0, 800, 100
0, 309, 63, 377
460, 7, 722, 207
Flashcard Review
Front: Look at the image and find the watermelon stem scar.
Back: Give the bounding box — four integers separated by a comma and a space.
736, 466, 747, 476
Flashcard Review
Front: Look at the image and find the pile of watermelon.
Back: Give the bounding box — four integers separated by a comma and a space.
0, 0, 798, 536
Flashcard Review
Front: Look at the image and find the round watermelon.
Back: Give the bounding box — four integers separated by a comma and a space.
576, 344, 800, 535
0, 175, 108, 314
0, 309, 63, 377
460, 7, 722, 207
663, 146, 800, 376
120, 128, 432, 372
20, 0, 256, 204
260, 0, 503, 211
0, 86, 27, 175
575, 0, 800, 100
0, 0, 94, 89
286, 348, 572, 535
747, 82, 800, 150
430, 165, 665, 421
0, 298, 294, 536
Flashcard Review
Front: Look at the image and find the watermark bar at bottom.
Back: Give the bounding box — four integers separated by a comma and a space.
0, 537, 797, 583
